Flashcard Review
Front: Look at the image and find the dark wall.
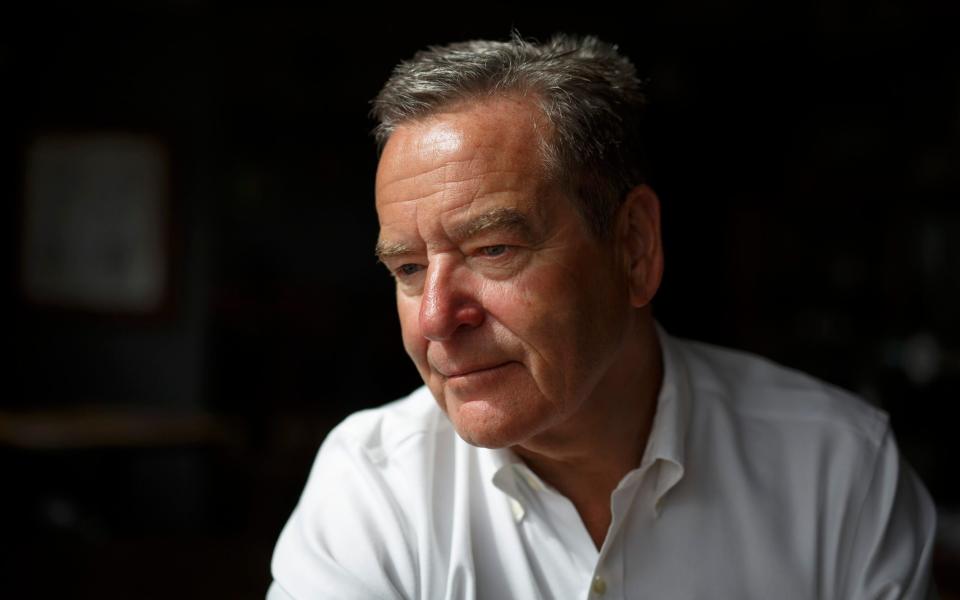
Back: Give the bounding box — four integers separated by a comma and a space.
4, 2, 959, 597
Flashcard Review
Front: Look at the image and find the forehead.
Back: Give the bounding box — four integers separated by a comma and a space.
375, 97, 552, 211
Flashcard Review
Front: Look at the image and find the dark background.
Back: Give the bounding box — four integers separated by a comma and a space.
4, 1, 959, 597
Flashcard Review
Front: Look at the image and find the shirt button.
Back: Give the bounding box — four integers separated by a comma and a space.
591, 575, 607, 596
508, 498, 525, 522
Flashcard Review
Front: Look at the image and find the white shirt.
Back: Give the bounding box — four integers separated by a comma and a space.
268, 328, 937, 599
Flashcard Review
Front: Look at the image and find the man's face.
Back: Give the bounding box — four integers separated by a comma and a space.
375, 97, 634, 449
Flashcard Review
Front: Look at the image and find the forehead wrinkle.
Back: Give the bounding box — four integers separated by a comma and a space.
378, 162, 554, 259
376, 157, 482, 197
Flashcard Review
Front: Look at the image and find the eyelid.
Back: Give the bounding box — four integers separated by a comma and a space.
387, 243, 515, 278
476, 244, 510, 256
393, 263, 425, 278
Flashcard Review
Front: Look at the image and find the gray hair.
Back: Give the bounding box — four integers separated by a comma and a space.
371, 32, 649, 237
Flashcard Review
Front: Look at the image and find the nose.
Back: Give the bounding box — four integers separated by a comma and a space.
419, 257, 484, 341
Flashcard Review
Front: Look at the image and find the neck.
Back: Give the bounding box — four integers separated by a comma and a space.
512, 315, 663, 548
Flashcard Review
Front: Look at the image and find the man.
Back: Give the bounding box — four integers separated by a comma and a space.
269, 34, 936, 599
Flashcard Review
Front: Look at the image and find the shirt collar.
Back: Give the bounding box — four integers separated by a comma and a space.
485, 447, 528, 521
644, 322, 691, 514
488, 447, 523, 492
484, 321, 692, 513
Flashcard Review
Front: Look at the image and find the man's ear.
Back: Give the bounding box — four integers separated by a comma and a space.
618, 184, 664, 308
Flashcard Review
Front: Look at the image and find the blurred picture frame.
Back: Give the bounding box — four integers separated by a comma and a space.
19, 133, 172, 316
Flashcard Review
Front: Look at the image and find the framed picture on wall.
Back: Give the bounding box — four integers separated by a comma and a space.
20, 133, 171, 315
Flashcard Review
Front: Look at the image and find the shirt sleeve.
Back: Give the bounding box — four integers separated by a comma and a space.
841, 426, 938, 600
267, 422, 419, 600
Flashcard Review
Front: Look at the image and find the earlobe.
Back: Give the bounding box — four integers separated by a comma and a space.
620, 184, 664, 308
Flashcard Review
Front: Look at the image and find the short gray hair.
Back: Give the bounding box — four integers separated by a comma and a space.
371, 32, 649, 237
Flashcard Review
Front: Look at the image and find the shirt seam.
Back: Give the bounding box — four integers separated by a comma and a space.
835, 420, 891, 597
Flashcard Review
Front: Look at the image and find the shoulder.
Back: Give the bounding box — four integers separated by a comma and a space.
660, 334, 937, 595
270, 386, 452, 599
296, 385, 449, 517
325, 385, 451, 464
673, 335, 888, 448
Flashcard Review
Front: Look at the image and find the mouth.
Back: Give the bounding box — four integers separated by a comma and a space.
440, 361, 514, 380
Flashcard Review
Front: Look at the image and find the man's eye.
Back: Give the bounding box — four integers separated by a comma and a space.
396, 263, 424, 277
478, 245, 509, 257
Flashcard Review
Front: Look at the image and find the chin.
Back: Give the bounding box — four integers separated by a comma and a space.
452, 425, 518, 449
425, 368, 554, 448
446, 399, 545, 449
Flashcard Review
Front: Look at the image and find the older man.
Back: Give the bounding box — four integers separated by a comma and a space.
269, 34, 936, 599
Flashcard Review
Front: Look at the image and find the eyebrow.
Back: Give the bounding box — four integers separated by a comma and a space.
450, 207, 534, 243
374, 207, 535, 262
374, 240, 413, 262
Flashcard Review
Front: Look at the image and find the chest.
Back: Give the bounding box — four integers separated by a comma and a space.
438, 472, 817, 600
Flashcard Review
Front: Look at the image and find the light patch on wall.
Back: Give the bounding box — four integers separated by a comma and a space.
21, 133, 170, 314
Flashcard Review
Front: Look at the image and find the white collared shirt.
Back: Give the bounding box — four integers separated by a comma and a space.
268, 328, 937, 599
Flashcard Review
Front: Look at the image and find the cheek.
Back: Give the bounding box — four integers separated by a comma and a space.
502, 266, 578, 334
481, 273, 581, 380
486, 260, 615, 379
397, 297, 427, 361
